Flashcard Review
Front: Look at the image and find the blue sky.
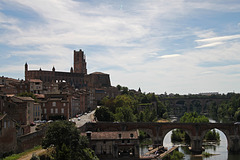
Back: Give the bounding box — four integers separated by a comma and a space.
1, 0, 240, 94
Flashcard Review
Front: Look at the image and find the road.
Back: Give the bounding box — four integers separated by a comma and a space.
71, 110, 95, 128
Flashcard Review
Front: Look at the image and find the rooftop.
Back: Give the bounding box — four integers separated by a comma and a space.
84, 130, 139, 140
29, 79, 42, 83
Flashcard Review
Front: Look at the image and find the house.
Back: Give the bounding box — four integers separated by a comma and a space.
83, 130, 140, 159
0, 114, 17, 157
28, 79, 43, 94
41, 93, 69, 120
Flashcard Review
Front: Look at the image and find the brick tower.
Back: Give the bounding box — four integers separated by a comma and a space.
74, 49, 87, 74
25, 62, 28, 81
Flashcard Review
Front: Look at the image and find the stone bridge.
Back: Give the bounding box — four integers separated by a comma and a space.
82, 122, 240, 153
159, 97, 229, 113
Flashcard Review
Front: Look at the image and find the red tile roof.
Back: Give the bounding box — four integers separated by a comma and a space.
29, 79, 42, 83
84, 130, 139, 140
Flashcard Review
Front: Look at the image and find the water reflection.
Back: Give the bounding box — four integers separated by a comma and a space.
162, 129, 240, 160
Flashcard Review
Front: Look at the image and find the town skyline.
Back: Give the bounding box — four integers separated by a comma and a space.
1, 0, 240, 94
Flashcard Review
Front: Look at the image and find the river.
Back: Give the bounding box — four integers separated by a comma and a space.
140, 126, 240, 159
163, 129, 240, 160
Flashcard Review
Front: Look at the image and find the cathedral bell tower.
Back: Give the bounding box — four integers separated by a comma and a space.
25, 62, 28, 81
74, 49, 87, 74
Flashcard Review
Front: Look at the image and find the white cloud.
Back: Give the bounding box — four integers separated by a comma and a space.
158, 54, 180, 59
195, 34, 240, 49
196, 34, 240, 43
195, 42, 223, 48
1, 0, 240, 94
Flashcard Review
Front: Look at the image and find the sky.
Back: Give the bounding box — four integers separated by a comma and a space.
0, 0, 240, 95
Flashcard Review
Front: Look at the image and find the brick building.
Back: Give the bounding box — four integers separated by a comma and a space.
0, 95, 34, 134
24, 49, 111, 90
25, 49, 88, 89
41, 93, 69, 120
29, 79, 43, 94
0, 114, 17, 157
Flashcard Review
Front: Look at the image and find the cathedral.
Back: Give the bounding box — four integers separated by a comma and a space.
25, 49, 111, 89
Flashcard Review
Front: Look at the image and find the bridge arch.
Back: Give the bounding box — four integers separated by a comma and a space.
162, 128, 192, 147
162, 128, 193, 141
200, 127, 230, 150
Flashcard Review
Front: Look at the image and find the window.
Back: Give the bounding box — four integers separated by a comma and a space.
63, 103, 66, 107
43, 103, 45, 107
122, 140, 124, 144
52, 102, 56, 107
51, 108, 53, 114
127, 140, 130, 143
118, 134, 121, 139
4, 121, 6, 128
61, 108, 64, 114
130, 133, 134, 138
44, 108, 47, 114
55, 108, 58, 114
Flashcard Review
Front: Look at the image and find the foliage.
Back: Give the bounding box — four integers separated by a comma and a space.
38, 146, 55, 160
30, 153, 40, 160
204, 129, 220, 141
42, 120, 98, 160
97, 91, 168, 123
180, 112, 209, 123
208, 93, 240, 122
94, 106, 114, 122
115, 106, 136, 122
171, 112, 209, 143
18, 92, 37, 102
234, 108, 240, 121
202, 151, 211, 157
139, 130, 150, 140
164, 150, 184, 160
171, 129, 185, 142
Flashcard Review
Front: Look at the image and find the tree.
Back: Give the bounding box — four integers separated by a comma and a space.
115, 106, 136, 122
42, 120, 98, 160
122, 86, 129, 95
234, 108, 240, 121
204, 129, 220, 141
180, 112, 209, 123
94, 106, 114, 122
116, 84, 122, 91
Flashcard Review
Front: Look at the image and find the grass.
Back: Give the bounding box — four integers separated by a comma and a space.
3, 146, 42, 160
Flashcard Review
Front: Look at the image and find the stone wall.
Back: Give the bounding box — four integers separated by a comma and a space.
17, 129, 45, 152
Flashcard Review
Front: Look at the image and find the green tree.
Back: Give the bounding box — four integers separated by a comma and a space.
204, 129, 220, 141
116, 84, 122, 91
234, 108, 240, 121
42, 120, 98, 160
115, 106, 136, 122
94, 106, 114, 122
168, 150, 184, 160
180, 112, 209, 123
122, 86, 129, 95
